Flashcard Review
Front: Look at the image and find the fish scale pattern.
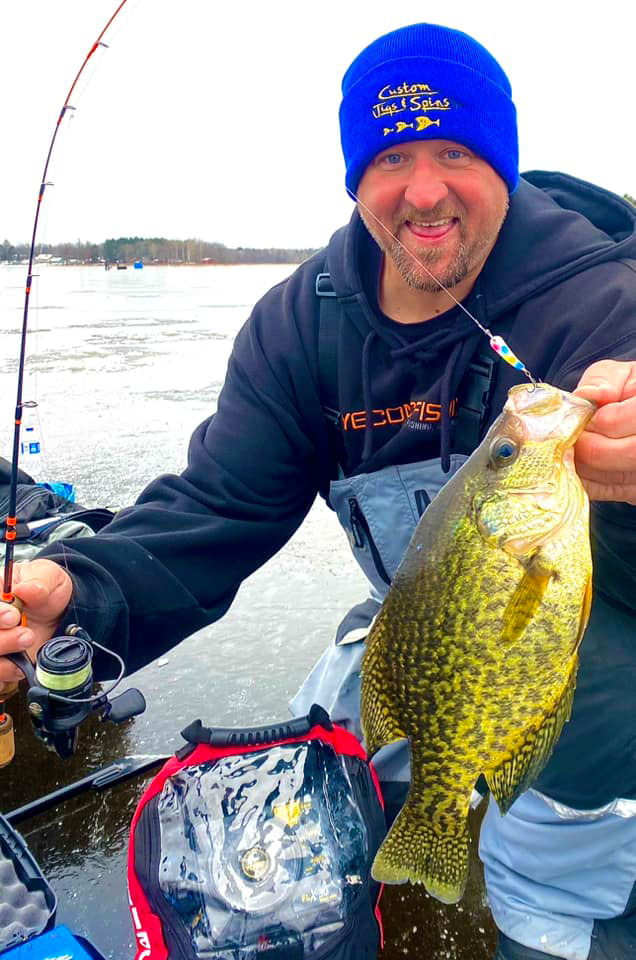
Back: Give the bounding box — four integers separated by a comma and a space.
361, 383, 594, 904
0, 851, 49, 950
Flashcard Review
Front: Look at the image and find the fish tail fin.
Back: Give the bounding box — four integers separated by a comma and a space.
371, 802, 469, 904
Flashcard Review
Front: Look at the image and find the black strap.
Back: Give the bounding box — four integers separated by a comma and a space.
453, 338, 498, 454
316, 271, 340, 420
317, 270, 347, 475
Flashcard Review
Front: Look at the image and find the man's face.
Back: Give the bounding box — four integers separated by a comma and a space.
356, 139, 509, 293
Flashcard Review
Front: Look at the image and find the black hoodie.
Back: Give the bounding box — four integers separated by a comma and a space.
40, 172, 636, 803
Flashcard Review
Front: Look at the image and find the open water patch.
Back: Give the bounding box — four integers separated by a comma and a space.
200, 303, 253, 309
142, 384, 222, 402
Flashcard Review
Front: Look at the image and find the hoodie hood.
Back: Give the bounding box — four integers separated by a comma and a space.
326, 170, 636, 317
320, 170, 636, 475
480, 171, 636, 317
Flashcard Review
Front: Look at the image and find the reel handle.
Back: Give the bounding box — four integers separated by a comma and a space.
5, 651, 37, 687
2, 649, 34, 701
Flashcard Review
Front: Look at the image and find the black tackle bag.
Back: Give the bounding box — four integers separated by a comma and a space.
128, 705, 386, 959
0, 456, 114, 560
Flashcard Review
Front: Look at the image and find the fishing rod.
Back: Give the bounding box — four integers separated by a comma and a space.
0, 0, 145, 767
4, 753, 168, 826
2, 0, 130, 607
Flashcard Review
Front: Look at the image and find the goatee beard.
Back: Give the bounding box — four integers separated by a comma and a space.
389, 235, 470, 291
358, 197, 509, 293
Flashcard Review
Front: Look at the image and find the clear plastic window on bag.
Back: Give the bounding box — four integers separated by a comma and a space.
157, 741, 371, 958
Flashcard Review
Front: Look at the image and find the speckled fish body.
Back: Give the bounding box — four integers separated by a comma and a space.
361, 383, 595, 903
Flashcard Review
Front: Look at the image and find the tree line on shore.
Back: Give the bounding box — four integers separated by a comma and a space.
2, 194, 634, 265
0, 236, 319, 265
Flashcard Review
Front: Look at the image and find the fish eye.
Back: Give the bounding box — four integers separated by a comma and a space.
489, 436, 519, 468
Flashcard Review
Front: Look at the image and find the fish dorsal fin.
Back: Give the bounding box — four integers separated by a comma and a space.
500, 560, 552, 647
572, 574, 593, 655
361, 616, 407, 756
485, 664, 577, 813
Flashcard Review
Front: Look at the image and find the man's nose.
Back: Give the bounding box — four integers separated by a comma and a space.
403, 158, 449, 211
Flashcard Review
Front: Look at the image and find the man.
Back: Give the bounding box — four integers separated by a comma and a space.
2, 22, 636, 960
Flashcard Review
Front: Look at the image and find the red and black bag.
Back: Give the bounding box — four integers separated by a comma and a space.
128, 705, 385, 959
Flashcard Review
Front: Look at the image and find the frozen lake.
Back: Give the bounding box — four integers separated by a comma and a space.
0, 262, 494, 959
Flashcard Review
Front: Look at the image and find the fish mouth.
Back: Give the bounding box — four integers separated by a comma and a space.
506, 383, 596, 446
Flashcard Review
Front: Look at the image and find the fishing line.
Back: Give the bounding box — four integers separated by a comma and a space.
349, 189, 538, 386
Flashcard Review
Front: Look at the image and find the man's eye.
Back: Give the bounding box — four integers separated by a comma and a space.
444, 149, 469, 161
381, 153, 403, 165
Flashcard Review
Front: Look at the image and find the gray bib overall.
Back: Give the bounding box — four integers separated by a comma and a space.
290, 454, 467, 783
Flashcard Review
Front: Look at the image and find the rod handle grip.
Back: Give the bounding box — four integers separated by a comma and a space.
1, 594, 26, 626
0, 713, 15, 767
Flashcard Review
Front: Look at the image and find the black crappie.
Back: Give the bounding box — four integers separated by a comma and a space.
361, 382, 595, 903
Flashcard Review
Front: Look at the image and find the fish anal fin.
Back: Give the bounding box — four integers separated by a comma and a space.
501, 563, 552, 646
486, 665, 578, 813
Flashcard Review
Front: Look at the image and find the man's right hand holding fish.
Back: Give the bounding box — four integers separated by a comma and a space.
574, 359, 636, 504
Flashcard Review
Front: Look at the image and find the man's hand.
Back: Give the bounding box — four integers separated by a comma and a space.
0, 559, 73, 692
574, 359, 636, 504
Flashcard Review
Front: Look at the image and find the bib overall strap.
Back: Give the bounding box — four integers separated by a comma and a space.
316, 271, 339, 419
316, 270, 347, 473
453, 338, 498, 454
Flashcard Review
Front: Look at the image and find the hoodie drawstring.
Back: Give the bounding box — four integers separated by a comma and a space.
361, 330, 378, 461
356, 291, 489, 472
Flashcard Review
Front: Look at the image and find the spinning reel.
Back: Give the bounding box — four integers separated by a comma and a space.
2, 625, 145, 760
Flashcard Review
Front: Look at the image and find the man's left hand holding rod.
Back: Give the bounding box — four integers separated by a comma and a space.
0, 560, 72, 691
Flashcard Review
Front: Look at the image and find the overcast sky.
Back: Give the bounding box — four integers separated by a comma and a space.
2, 1, 633, 249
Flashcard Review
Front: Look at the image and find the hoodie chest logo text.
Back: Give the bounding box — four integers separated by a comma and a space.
342, 398, 458, 432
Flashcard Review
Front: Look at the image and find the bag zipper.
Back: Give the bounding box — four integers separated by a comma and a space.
134, 798, 197, 959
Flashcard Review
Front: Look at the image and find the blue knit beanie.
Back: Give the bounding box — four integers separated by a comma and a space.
340, 23, 519, 195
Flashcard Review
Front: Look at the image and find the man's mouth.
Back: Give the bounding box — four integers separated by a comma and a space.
404, 217, 458, 240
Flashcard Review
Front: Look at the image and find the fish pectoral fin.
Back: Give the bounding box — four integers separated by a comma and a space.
485, 665, 578, 814
500, 563, 553, 646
